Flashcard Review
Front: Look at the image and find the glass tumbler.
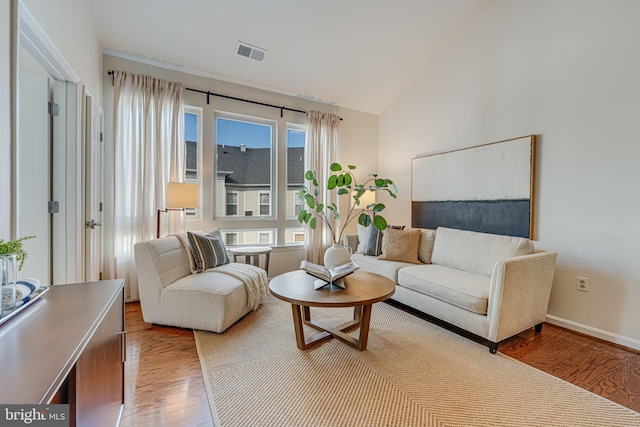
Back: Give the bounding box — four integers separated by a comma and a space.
1, 254, 17, 313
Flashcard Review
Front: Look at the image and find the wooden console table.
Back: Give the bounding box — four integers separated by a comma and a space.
0, 279, 125, 427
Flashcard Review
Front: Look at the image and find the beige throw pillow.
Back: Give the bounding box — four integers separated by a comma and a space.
378, 228, 421, 264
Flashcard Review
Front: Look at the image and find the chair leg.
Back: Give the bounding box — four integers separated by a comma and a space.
535, 322, 543, 333
488, 341, 498, 354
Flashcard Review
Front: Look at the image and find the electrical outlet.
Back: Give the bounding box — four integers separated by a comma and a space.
576, 276, 589, 292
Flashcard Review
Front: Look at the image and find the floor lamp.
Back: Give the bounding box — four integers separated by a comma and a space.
157, 182, 200, 238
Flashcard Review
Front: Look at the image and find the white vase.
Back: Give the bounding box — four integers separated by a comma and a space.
323, 243, 352, 268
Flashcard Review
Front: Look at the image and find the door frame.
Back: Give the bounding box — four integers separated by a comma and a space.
12, 1, 84, 284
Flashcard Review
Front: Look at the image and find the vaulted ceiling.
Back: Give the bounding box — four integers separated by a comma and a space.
89, 0, 492, 114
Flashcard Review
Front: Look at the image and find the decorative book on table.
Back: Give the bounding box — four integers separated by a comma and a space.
300, 260, 359, 289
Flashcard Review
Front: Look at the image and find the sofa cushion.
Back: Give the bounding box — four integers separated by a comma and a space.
355, 224, 369, 253
187, 231, 230, 273
363, 224, 406, 256
351, 253, 414, 283
431, 227, 534, 276
378, 228, 421, 264
146, 235, 192, 288
416, 228, 436, 264
160, 269, 251, 333
398, 264, 490, 315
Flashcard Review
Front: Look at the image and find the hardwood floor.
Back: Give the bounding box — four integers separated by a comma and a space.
121, 301, 640, 426
121, 302, 213, 427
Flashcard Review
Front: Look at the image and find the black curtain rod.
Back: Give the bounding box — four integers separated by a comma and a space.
185, 87, 307, 118
107, 70, 342, 120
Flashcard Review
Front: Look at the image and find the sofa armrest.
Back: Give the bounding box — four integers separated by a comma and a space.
486, 251, 558, 342
343, 234, 359, 254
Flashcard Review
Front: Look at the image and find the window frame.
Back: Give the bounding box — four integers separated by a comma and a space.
184, 106, 203, 221
214, 112, 276, 222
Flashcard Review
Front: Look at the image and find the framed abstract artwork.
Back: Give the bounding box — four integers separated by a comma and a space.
411, 135, 536, 238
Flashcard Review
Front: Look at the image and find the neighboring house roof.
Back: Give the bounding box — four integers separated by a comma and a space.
186, 140, 197, 170
214, 145, 305, 187
287, 147, 304, 186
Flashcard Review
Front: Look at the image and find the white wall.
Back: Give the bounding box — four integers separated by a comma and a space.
334, 107, 379, 237
378, 0, 640, 348
22, 0, 101, 100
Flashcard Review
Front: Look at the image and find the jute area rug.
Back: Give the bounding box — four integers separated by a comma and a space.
194, 295, 640, 427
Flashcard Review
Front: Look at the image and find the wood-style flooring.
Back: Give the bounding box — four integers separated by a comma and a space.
121, 301, 640, 426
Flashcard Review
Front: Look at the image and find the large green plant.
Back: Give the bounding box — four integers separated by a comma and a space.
297, 163, 397, 244
0, 235, 35, 270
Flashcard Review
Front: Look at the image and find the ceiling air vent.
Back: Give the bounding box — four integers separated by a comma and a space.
235, 41, 267, 62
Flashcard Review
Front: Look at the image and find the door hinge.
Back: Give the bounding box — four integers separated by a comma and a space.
48, 201, 59, 214
48, 102, 60, 116
99, 272, 103, 280
100, 132, 103, 142
99, 202, 103, 212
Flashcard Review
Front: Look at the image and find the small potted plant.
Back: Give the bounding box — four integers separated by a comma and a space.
0, 235, 35, 270
297, 163, 396, 266
1, 236, 35, 311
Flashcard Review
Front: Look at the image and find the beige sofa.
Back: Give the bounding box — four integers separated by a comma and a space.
134, 234, 268, 333
345, 226, 557, 353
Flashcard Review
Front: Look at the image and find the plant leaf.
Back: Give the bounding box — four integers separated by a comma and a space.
304, 170, 314, 180
344, 174, 352, 185
316, 203, 324, 212
358, 213, 371, 227
297, 210, 307, 222
330, 163, 342, 172
372, 203, 385, 213
310, 217, 317, 229
305, 195, 315, 209
373, 215, 387, 230
348, 165, 356, 170
337, 188, 349, 195
327, 175, 337, 189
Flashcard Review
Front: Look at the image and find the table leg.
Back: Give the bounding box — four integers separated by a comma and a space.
357, 304, 373, 351
291, 304, 306, 350
292, 304, 375, 351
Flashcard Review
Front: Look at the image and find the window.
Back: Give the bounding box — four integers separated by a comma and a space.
259, 193, 270, 216
225, 232, 238, 246
226, 192, 238, 216
184, 107, 203, 218
287, 126, 306, 221
216, 116, 272, 219
205, 109, 305, 247
285, 227, 305, 244
221, 229, 275, 246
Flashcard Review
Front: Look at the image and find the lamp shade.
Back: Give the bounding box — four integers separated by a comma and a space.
351, 189, 376, 208
166, 182, 200, 208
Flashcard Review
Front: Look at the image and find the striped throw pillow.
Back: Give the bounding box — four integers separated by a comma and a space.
187, 231, 230, 273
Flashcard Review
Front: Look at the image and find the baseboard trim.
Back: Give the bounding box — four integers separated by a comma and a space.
546, 315, 640, 352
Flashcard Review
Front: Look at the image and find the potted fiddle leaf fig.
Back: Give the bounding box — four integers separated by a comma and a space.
0, 235, 35, 270
297, 163, 397, 258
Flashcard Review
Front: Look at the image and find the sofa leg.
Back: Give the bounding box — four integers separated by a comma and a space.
535, 322, 543, 333
488, 342, 498, 354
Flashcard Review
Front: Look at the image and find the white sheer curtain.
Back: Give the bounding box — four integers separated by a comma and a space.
109, 71, 185, 300
304, 110, 341, 264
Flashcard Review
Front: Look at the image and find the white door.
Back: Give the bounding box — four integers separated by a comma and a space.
85, 94, 104, 282
17, 72, 51, 283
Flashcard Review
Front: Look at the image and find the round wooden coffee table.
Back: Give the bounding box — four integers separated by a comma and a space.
269, 270, 395, 351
